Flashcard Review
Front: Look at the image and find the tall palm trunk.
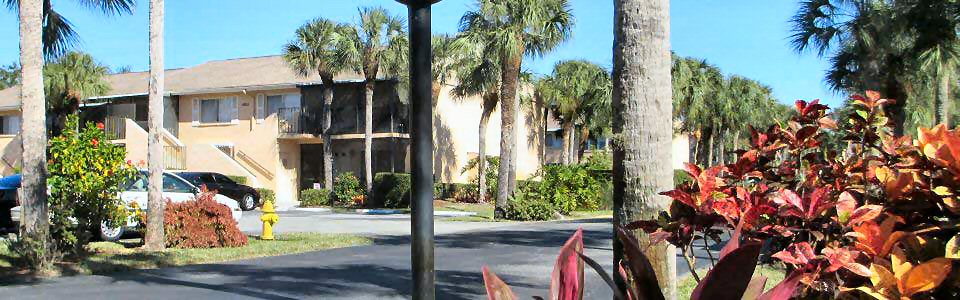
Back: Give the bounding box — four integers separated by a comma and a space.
541, 99, 548, 164
478, 105, 493, 202
706, 128, 715, 166
144, 0, 165, 251
937, 71, 952, 127
612, 0, 677, 298
19, 0, 51, 267
691, 134, 699, 165
363, 80, 374, 197
718, 129, 727, 166
561, 120, 573, 165
321, 77, 335, 190
733, 130, 741, 160
495, 48, 523, 219
431, 80, 442, 181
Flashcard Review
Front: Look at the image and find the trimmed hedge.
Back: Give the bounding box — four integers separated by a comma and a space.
372, 172, 411, 208
300, 189, 330, 207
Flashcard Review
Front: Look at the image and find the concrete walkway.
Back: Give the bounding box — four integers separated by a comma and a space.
237, 210, 518, 236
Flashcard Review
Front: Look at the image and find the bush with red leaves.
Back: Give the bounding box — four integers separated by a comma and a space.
163, 189, 248, 248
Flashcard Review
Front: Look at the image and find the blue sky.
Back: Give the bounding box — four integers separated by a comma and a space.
0, 0, 843, 107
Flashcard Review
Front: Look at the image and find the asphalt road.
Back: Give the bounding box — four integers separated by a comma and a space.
0, 217, 716, 299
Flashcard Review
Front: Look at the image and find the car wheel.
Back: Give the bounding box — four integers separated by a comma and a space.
240, 194, 257, 211
99, 221, 124, 242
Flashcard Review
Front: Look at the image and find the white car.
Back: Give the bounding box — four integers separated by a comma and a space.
11, 171, 242, 241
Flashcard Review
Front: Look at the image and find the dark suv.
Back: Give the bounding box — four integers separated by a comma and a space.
175, 172, 260, 210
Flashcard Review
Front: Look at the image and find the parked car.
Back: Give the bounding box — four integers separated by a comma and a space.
174, 172, 260, 211
0, 174, 20, 231
10, 170, 242, 241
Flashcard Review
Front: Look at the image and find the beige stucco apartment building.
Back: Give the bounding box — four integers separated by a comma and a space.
0, 55, 689, 208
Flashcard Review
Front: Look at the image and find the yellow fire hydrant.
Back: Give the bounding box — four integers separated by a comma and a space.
260, 200, 279, 240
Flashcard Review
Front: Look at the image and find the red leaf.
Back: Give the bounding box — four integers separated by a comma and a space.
771, 242, 815, 266
691, 240, 762, 300
757, 270, 803, 300
482, 266, 517, 300
550, 228, 584, 300
615, 227, 666, 300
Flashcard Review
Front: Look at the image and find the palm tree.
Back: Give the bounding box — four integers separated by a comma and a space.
0, 63, 19, 89
538, 60, 610, 165
4, 0, 136, 59
143, 0, 165, 251
42, 51, 110, 136
790, 0, 914, 135
903, 0, 960, 127
460, 0, 573, 219
18, 0, 51, 269
452, 40, 501, 201
341, 7, 407, 197
613, 0, 676, 298
283, 18, 353, 191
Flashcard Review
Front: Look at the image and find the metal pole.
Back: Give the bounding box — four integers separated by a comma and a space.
405, 1, 435, 299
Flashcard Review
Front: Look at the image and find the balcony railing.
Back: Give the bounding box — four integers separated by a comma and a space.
103, 116, 126, 140
164, 146, 186, 170
278, 107, 319, 135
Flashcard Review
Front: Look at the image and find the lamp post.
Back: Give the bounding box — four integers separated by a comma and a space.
395, 1, 439, 299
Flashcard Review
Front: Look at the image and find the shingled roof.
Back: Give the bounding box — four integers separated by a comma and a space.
0, 55, 368, 109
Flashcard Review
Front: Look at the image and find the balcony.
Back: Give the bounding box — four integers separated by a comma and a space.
277, 107, 318, 138
164, 145, 186, 170
103, 116, 126, 140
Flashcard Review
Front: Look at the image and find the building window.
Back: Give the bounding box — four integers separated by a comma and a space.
0, 115, 20, 135
546, 130, 563, 148
198, 98, 236, 124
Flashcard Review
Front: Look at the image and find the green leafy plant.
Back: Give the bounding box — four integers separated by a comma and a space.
47, 114, 137, 254
372, 173, 411, 208
673, 169, 693, 185
333, 172, 363, 207
299, 189, 330, 207
505, 190, 556, 221
582, 150, 613, 170
460, 155, 499, 201
163, 188, 248, 248
255, 188, 275, 206
538, 164, 608, 214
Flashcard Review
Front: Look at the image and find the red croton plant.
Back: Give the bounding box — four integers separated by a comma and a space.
482, 91, 959, 299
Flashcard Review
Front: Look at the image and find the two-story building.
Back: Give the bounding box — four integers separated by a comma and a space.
0, 55, 549, 208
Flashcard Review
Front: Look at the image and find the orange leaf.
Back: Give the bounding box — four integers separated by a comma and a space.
899, 258, 952, 297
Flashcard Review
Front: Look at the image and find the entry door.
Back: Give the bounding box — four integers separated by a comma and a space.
300, 144, 325, 190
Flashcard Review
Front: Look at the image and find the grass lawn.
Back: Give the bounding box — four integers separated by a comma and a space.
437, 201, 496, 222
677, 264, 786, 299
0, 232, 370, 281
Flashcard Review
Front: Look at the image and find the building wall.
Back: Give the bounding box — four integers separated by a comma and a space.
176, 88, 302, 207
0, 110, 21, 176
433, 86, 543, 184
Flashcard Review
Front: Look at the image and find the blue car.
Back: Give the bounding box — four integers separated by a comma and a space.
0, 174, 20, 230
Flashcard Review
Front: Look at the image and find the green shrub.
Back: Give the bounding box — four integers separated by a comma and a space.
333, 172, 362, 207
226, 175, 247, 185
460, 156, 499, 199
373, 173, 411, 208
47, 115, 138, 254
256, 188, 275, 206
538, 164, 607, 214
505, 191, 556, 221
299, 189, 330, 207
450, 183, 481, 203
583, 150, 613, 170
434, 183, 445, 199
674, 169, 693, 185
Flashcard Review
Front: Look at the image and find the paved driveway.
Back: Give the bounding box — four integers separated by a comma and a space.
0, 213, 716, 299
